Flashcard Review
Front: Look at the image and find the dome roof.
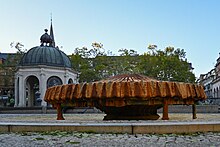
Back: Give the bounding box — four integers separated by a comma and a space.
19, 46, 72, 68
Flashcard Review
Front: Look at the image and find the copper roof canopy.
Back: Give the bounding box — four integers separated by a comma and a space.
44, 74, 206, 120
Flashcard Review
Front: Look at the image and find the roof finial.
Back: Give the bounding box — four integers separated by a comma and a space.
40, 29, 52, 46
50, 13, 52, 23
44, 29, 48, 33
50, 14, 55, 47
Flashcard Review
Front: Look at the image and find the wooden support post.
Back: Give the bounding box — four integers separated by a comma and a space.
192, 104, 197, 119
162, 99, 169, 120
56, 103, 65, 120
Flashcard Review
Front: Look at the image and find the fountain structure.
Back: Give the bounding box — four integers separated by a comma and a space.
44, 74, 206, 120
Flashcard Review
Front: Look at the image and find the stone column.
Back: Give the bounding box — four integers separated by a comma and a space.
14, 75, 18, 107
40, 72, 47, 106
64, 70, 69, 84
18, 75, 25, 107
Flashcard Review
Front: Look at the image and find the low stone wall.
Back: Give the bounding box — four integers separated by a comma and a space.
0, 107, 56, 114
158, 105, 219, 113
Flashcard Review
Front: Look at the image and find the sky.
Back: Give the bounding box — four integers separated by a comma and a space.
1, 0, 220, 78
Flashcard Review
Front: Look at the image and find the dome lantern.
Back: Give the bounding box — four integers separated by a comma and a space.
40, 29, 53, 47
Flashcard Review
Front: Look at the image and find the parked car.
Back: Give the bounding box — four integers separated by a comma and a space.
0, 95, 8, 106
0, 95, 8, 100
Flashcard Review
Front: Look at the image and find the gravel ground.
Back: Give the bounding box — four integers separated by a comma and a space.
0, 131, 220, 147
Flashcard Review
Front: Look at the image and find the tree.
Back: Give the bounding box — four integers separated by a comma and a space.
139, 46, 195, 82
0, 42, 26, 96
70, 44, 196, 83
69, 42, 107, 82
116, 48, 139, 74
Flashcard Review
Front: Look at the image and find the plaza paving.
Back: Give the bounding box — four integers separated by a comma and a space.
1, 113, 220, 123
1, 113, 220, 146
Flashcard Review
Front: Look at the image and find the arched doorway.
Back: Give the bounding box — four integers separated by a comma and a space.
26, 76, 40, 107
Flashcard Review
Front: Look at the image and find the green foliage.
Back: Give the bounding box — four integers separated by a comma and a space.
69, 43, 196, 83
140, 46, 195, 82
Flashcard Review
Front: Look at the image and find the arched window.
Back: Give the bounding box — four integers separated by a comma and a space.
68, 78, 73, 84
47, 76, 63, 88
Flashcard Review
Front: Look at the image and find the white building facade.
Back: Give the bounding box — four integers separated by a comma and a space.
199, 55, 220, 104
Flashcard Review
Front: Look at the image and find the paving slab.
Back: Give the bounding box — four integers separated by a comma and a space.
1, 113, 220, 134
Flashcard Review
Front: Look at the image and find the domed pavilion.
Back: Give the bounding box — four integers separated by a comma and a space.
14, 23, 78, 107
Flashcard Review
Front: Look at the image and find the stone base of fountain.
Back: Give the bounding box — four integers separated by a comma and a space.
103, 114, 160, 120
97, 105, 162, 120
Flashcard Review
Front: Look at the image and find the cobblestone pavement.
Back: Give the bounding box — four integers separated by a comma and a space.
1, 113, 220, 146
0, 131, 220, 147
